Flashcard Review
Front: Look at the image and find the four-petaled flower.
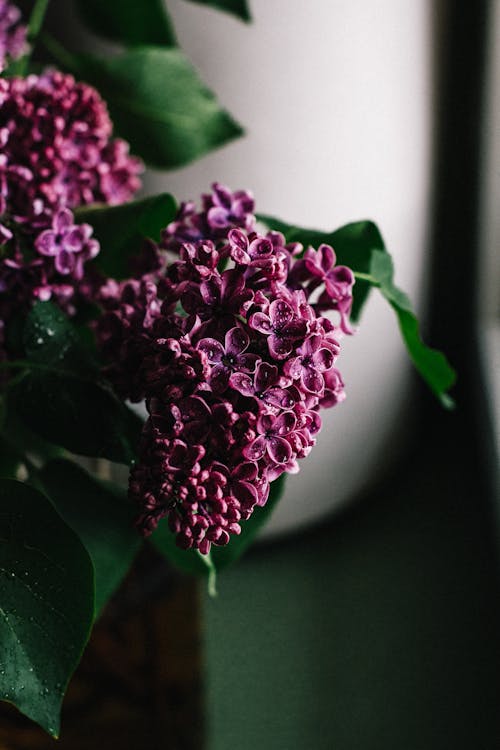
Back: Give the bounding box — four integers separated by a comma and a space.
244, 410, 297, 467
198, 327, 259, 392
284, 334, 336, 394
250, 298, 308, 359
230, 361, 298, 410
35, 208, 99, 278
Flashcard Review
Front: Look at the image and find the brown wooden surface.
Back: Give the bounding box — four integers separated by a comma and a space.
0, 548, 204, 750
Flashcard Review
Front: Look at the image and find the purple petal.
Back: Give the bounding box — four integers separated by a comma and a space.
269, 299, 294, 330
243, 436, 267, 461
231, 480, 259, 509
282, 318, 308, 340
312, 347, 334, 372
257, 412, 275, 434
273, 411, 296, 436
55, 249, 75, 275
212, 182, 233, 209
263, 387, 296, 410
200, 280, 220, 307
229, 372, 254, 397
35, 230, 57, 256
318, 244, 336, 272
268, 333, 293, 360
54, 208, 73, 233
302, 368, 324, 394
197, 338, 224, 363
228, 228, 249, 263
221, 268, 245, 301
254, 362, 278, 392
267, 436, 292, 465
225, 326, 249, 356
207, 205, 229, 228
248, 236, 273, 259
210, 364, 230, 393
232, 462, 258, 482
249, 312, 272, 334
237, 353, 259, 372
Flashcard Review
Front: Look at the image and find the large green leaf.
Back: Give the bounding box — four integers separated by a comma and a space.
0, 479, 94, 737
39, 460, 141, 616
153, 474, 286, 582
12, 302, 143, 463
76, 0, 176, 47
259, 215, 456, 407
183, 0, 251, 22
76, 193, 177, 279
11, 372, 142, 464
74, 47, 244, 169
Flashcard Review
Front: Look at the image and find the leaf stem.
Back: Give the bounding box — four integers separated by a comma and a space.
353, 271, 378, 284
27, 0, 51, 42
39, 32, 81, 74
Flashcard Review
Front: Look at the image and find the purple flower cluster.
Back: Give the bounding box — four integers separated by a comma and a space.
97, 184, 355, 554
0, 1, 28, 72
0, 70, 142, 362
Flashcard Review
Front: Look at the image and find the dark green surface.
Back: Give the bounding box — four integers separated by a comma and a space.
204, 431, 500, 749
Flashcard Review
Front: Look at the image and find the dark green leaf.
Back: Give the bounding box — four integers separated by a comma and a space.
76, 194, 177, 279
75, 0, 176, 47
0, 479, 94, 737
183, 0, 251, 22
39, 459, 141, 615
258, 215, 456, 406
23, 301, 93, 371
11, 372, 143, 464
74, 47, 244, 169
16, 302, 143, 463
367, 250, 456, 408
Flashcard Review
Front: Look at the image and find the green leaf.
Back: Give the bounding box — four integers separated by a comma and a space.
75, 0, 177, 47
152, 474, 286, 579
74, 47, 244, 169
0, 479, 94, 737
11, 372, 143, 464
13, 302, 143, 464
366, 250, 457, 408
183, 0, 251, 22
76, 193, 177, 279
259, 215, 456, 406
23, 301, 93, 371
38, 459, 141, 616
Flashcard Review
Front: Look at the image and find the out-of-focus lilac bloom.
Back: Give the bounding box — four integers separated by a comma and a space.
35, 208, 99, 278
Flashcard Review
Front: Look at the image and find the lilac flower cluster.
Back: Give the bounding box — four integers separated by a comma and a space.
0, 1, 28, 72
0, 70, 142, 362
97, 184, 355, 554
